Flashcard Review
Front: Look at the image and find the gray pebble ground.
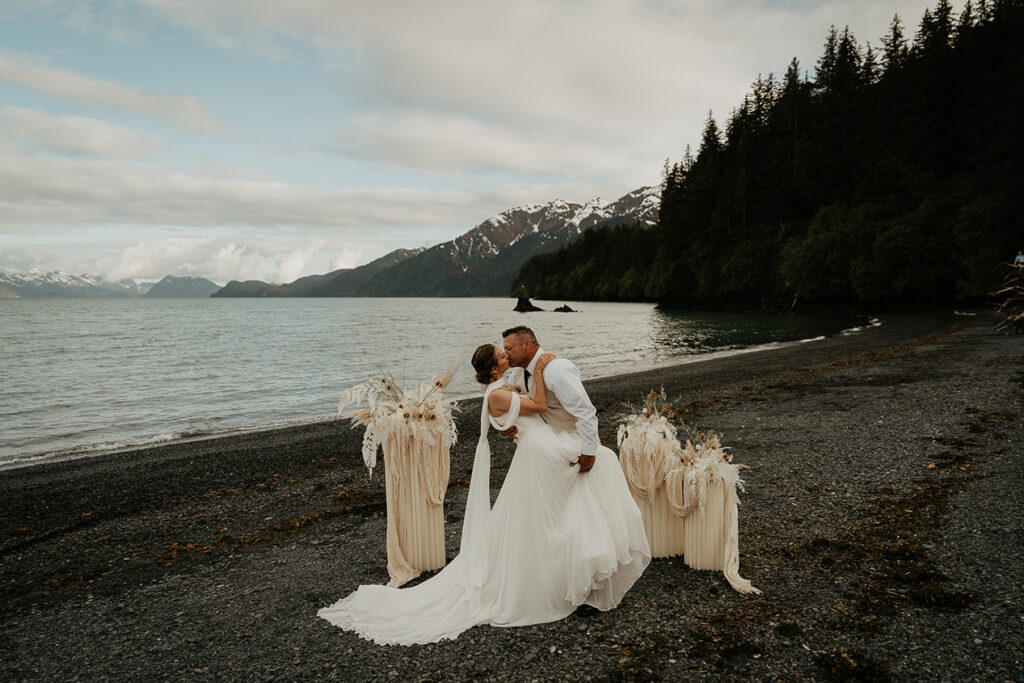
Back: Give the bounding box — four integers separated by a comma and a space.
2, 310, 1021, 681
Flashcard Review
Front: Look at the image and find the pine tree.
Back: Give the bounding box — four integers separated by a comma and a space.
881, 14, 909, 74
835, 27, 864, 92
956, 0, 977, 43
916, 0, 954, 54
814, 26, 839, 93
862, 41, 879, 84
697, 111, 722, 158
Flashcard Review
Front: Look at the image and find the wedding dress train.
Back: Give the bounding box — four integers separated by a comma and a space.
318, 382, 651, 645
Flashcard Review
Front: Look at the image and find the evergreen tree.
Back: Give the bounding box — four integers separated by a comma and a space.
814, 26, 839, 93
881, 14, 909, 74
862, 41, 879, 84
957, 0, 977, 42
916, 0, 954, 54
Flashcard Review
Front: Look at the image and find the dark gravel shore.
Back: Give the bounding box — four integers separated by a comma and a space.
2, 311, 1021, 681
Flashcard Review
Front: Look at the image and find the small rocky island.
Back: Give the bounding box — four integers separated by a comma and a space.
513, 284, 543, 312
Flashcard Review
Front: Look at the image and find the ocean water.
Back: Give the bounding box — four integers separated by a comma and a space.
0, 298, 867, 469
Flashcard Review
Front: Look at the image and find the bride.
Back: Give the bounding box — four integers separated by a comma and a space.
318, 343, 650, 645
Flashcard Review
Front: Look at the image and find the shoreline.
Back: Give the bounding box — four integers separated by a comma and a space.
2, 309, 1021, 680
1, 314, 880, 473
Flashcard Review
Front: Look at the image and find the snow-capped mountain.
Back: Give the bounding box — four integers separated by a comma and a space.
350, 186, 660, 296
0, 271, 148, 298
4, 187, 660, 300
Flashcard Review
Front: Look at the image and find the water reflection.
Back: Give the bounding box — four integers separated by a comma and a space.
650, 309, 865, 354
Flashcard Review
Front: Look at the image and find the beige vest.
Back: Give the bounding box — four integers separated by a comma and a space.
517, 366, 578, 435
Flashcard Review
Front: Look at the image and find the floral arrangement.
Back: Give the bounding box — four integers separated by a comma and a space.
677, 427, 734, 466
337, 365, 459, 477
615, 388, 680, 450
615, 389, 747, 517
666, 428, 746, 521
616, 389, 685, 499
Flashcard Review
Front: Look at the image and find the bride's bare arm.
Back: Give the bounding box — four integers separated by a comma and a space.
487, 353, 556, 417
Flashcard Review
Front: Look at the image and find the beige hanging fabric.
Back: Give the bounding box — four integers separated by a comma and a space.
664, 436, 760, 595
379, 430, 451, 587
617, 394, 759, 595
617, 413, 686, 558
338, 367, 458, 587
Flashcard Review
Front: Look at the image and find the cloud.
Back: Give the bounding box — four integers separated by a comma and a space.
339, 111, 635, 182
0, 142, 498, 233
125, 0, 935, 179
0, 52, 222, 134
101, 238, 272, 283
0, 106, 164, 157
330, 248, 364, 271
275, 241, 324, 284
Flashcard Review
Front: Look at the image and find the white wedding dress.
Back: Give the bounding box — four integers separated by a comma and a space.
318, 381, 651, 645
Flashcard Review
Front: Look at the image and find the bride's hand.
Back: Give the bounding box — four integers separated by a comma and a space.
536, 353, 557, 373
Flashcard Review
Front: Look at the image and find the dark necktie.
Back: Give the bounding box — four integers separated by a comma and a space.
523, 369, 531, 390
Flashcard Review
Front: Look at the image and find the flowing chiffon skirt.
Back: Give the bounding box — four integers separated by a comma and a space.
318, 415, 651, 645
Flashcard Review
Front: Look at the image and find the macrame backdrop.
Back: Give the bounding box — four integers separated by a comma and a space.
379, 428, 450, 587
339, 368, 457, 587
617, 403, 760, 595
617, 414, 686, 558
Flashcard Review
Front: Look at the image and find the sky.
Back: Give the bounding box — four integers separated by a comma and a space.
0, 0, 937, 285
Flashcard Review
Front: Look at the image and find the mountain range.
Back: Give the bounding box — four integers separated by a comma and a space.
0, 186, 659, 299
214, 186, 660, 298
0, 272, 149, 298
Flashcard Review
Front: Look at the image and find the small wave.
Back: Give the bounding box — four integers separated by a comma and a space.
0, 432, 182, 472
841, 317, 883, 335
0, 414, 344, 472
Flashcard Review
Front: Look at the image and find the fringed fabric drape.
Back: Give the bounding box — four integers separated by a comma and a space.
617, 416, 687, 558
381, 430, 451, 587
618, 408, 759, 595
338, 368, 458, 588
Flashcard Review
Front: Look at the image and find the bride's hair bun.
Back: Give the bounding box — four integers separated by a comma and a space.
471, 344, 499, 384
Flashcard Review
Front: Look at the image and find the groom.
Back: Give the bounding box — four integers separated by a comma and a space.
501, 326, 598, 473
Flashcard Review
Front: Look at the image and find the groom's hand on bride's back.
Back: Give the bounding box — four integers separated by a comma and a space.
499, 426, 518, 439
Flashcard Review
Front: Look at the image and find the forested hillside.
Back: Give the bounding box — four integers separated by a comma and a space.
516, 0, 1023, 310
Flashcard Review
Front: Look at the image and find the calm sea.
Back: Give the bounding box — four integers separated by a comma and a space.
0, 298, 868, 470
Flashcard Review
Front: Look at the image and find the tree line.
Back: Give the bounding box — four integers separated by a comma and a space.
516, 0, 1023, 310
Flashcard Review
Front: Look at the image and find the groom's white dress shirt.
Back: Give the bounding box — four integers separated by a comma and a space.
522, 347, 599, 457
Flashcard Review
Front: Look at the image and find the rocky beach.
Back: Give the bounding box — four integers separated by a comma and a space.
1, 310, 1021, 681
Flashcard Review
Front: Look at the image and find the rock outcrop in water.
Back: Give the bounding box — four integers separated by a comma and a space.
513, 284, 543, 312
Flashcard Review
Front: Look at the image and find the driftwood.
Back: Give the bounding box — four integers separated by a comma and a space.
991, 268, 1024, 334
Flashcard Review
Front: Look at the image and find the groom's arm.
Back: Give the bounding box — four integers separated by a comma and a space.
544, 360, 599, 458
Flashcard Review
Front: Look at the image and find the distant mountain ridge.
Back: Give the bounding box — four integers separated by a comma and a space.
0, 272, 148, 298
213, 186, 660, 298
144, 275, 220, 298
211, 247, 426, 297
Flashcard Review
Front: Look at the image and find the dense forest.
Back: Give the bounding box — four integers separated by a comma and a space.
516, 0, 1023, 310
